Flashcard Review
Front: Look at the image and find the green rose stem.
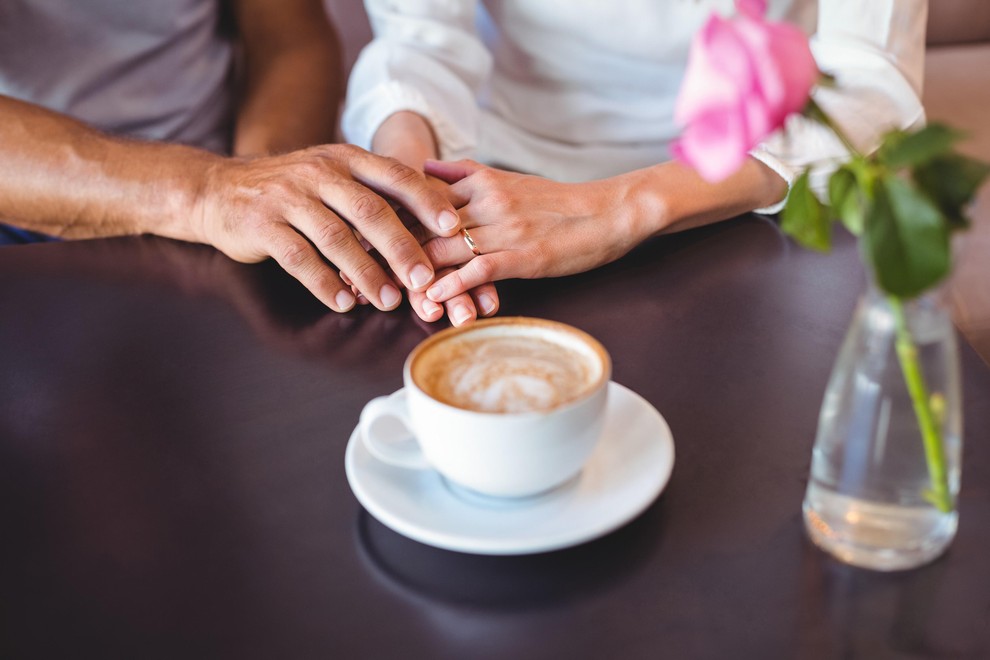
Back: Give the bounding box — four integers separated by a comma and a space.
889, 296, 953, 513
805, 95, 954, 514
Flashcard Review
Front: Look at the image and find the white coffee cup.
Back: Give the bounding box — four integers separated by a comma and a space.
359, 317, 612, 498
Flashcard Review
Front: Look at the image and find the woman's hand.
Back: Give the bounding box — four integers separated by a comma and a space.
420, 156, 789, 304
371, 112, 500, 325
420, 159, 655, 303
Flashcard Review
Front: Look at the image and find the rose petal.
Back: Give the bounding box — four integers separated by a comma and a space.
767, 22, 818, 118
741, 94, 772, 146
673, 106, 750, 182
735, 15, 785, 120
674, 3, 817, 180
735, 0, 767, 18
675, 15, 753, 125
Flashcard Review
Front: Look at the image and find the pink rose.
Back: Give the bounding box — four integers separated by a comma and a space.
673, 0, 818, 182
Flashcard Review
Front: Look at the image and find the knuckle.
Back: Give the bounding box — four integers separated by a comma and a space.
426, 238, 451, 264
260, 178, 293, 199
277, 239, 311, 270
325, 143, 359, 159
525, 247, 549, 278
474, 168, 497, 187
350, 192, 391, 224
383, 159, 420, 187
296, 159, 326, 180
381, 232, 419, 262
485, 189, 513, 213
505, 222, 531, 244
312, 268, 342, 295
313, 219, 354, 252
349, 258, 383, 284
473, 255, 497, 281
311, 145, 354, 172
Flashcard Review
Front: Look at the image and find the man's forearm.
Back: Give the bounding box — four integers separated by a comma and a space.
0, 95, 216, 241
232, 0, 341, 156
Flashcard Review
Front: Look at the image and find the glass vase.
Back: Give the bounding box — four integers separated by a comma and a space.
802, 283, 963, 571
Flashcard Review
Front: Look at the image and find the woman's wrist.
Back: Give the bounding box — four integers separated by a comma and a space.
603, 168, 673, 248
626, 158, 789, 239
372, 110, 439, 169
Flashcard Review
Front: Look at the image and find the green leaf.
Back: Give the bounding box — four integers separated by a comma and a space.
781, 170, 832, 252
863, 175, 950, 297
828, 165, 865, 235
913, 152, 990, 230
877, 123, 963, 169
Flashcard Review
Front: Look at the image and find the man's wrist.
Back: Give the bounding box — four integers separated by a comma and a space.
130, 142, 225, 244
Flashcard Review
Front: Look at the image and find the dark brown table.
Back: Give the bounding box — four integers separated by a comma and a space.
1, 217, 988, 659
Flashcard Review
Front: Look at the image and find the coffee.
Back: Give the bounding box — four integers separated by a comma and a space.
362, 317, 612, 497
411, 319, 606, 414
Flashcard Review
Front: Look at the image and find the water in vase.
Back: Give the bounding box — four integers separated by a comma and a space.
803, 287, 962, 571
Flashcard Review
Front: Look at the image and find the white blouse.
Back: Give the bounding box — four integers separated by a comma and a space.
343, 0, 927, 212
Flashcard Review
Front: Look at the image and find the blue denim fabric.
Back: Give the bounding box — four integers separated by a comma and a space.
0, 224, 59, 245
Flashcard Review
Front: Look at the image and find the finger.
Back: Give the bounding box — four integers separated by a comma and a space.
410, 224, 436, 246
347, 281, 371, 305
346, 151, 462, 237
468, 281, 500, 318
408, 267, 482, 326
421, 210, 490, 267
422, 233, 476, 269
427, 254, 519, 303
317, 180, 436, 295
424, 158, 486, 185
347, 265, 395, 307
264, 224, 356, 313
407, 289, 445, 323
289, 204, 404, 311
443, 290, 479, 327
424, 173, 471, 208
433, 266, 478, 327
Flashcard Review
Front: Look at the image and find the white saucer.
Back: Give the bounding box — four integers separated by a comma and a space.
345, 381, 675, 555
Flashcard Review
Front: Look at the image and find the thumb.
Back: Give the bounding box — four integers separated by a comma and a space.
424, 158, 486, 184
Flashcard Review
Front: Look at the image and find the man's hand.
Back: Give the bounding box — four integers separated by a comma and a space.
194, 144, 462, 312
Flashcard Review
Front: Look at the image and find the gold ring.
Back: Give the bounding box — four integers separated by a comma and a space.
461, 228, 482, 256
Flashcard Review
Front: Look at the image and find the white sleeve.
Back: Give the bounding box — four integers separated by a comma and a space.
342, 0, 492, 161
750, 0, 927, 214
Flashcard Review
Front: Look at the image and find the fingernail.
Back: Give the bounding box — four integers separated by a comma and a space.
356, 293, 369, 305
380, 284, 401, 309
423, 300, 442, 318
427, 284, 443, 301
452, 304, 473, 326
409, 263, 433, 290
479, 294, 496, 316
336, 290, 355, 311
438, 209, 459, 232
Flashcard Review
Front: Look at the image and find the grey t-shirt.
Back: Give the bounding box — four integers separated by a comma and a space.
0, 0, 235, 153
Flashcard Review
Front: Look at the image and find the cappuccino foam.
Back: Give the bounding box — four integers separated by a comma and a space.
413, 325, 603, 414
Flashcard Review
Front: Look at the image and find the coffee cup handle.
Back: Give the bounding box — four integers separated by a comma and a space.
359, 391, 431, 470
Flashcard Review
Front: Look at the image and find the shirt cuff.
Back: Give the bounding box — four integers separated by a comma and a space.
342, 80, 475, 160
747, 147, 802, 215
